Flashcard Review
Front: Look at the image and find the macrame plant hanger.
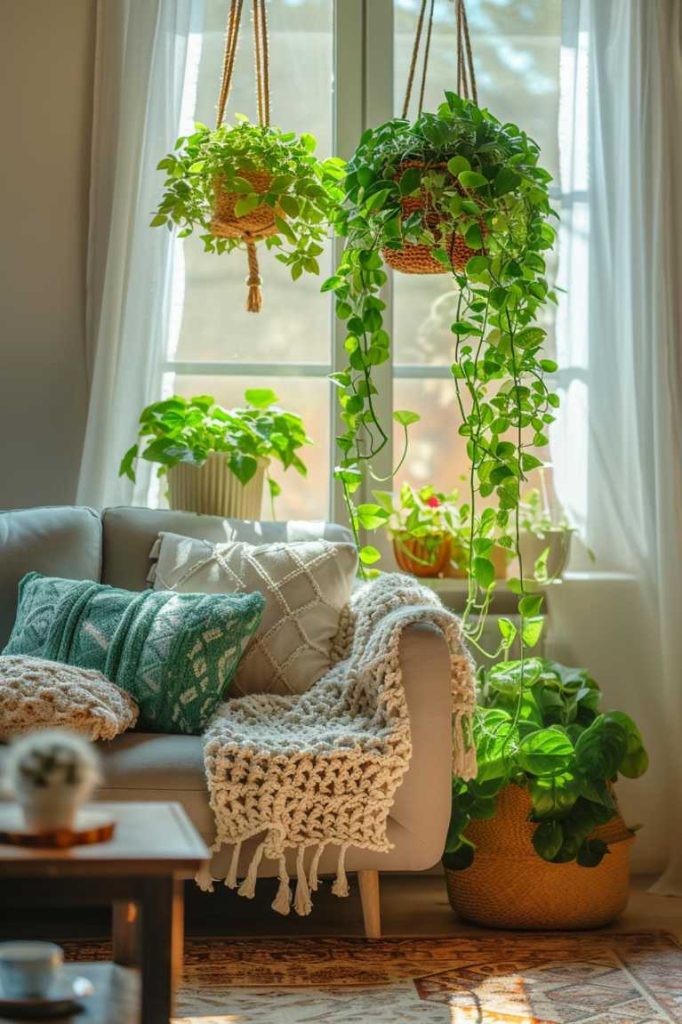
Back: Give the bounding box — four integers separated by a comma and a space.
401, 0, 477, 120
215, 0, 271, 312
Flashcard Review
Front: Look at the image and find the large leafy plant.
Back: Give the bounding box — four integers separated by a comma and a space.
444, 659, 648, 870
325, 92, 558, 656
153, 118, 345, 280
119, 391, 311, 503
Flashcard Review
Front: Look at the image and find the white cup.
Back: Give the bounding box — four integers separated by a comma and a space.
0, 941, 64, 999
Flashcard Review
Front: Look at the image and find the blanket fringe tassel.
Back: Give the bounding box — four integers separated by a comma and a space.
238, 838, 266, 899
454, 710, 477, 781
272, 854, 292, 915
294, 845, 312, 916
331, 842, 350, 898
224, 840, 242, 890
308, 841, 326, 892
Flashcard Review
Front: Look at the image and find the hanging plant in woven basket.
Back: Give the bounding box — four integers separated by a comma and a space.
326, 0, 559, 641
152, 0, 344, 311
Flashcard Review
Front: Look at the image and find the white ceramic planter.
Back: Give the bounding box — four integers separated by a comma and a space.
167, 454, 267, 519
20, 790, 82, 832
518, 528, 572, 580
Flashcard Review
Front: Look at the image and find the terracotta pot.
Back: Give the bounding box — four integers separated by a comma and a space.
393, 535, 451, 577
210, 170, 282, 240
381, 161, 484, 275
446, 784, 633, 930
518, 529, 572, 580
167, 454, 267, 519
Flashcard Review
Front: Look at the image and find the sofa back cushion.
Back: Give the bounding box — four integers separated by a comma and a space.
102, 506, 353, 591
0, 507, 101, 648
151, 532, 358, 697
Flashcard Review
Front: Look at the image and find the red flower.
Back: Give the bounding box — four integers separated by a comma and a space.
426, 495, 441, 508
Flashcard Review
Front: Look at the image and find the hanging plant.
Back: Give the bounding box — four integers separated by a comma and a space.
324, 1, 559, 660
152, 0, 344, 312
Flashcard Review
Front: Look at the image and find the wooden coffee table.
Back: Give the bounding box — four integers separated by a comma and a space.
0, 802, 209, 1023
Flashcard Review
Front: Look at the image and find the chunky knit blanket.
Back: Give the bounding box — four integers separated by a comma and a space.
197, 573, 477, 916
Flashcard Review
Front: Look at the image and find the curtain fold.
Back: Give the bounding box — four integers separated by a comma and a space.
78, 0, 203, 509
556, 0, 682, 893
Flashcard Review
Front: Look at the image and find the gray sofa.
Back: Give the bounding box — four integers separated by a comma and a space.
0, 505, 454, 936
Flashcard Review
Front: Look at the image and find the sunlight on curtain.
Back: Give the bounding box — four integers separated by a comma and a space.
557, 0, 682, 894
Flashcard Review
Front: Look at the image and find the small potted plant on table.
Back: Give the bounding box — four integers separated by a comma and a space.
120, 390, 311, 519
517, 484, 576, 581
444, 658, 648, 929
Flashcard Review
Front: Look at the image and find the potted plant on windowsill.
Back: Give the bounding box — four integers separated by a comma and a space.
152, 118, 345, 310
517, 485, 576, 581
443, 658, 648, 929
119, 390, 311, 519
373, 483, 464, 577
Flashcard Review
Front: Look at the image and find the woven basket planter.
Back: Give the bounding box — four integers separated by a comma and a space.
167, 454, 267, 519
446, 784, 634, 930
393, 535, 451, 577
381, 162, 483, 275
210, 170, 281, 240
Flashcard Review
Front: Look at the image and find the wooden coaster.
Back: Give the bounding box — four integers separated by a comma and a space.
0, 808, 116, 849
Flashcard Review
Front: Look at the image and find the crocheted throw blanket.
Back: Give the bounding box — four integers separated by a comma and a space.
198, 573, 477, 916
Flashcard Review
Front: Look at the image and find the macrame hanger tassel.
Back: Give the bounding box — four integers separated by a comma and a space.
294, 846, 313, 916
245, 240, 263, 312
238, 837, 267, 899
331, 842, 350, 898
272, 854, 292, 915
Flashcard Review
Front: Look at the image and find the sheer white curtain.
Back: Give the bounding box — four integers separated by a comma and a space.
556, 0, 682, 893
77, 0, 204, 508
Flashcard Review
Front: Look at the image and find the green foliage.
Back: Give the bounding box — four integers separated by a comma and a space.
153, 118, 345, 280
119, 392, 311, 490
443, 659, 648, 870
324, 91, 559, 653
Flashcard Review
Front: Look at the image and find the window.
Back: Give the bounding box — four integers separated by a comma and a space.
164, 0, 567, 523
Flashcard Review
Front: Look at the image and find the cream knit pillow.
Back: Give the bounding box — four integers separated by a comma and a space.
0, 656, 139, 741
150, 532, 358, 697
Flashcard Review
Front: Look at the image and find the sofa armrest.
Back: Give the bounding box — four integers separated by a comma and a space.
389, 620, 454, 869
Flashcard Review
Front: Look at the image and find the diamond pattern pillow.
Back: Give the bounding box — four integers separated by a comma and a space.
3, 573, 264, 734
150, 532, 358, 696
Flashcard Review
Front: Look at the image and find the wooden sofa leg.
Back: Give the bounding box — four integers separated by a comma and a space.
358, 870, 381, 939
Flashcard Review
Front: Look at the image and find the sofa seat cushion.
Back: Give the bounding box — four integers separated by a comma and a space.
0, 506, 101, 648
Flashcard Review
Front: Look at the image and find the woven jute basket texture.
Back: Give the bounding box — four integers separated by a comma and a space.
167, 454, 267, 519
381, 162, 483, 275
446, 783, 634, 930
393, 536, 451, 577
210, 170, 281, 240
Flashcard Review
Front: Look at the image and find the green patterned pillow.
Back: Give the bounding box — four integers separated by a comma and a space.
3, 572, 264, 735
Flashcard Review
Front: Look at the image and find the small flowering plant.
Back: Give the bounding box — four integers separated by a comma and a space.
372, 483, 469, 570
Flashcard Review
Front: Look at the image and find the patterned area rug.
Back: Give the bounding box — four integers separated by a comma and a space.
65, 932, 681, 1023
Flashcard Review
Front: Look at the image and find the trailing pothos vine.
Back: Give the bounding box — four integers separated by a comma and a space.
324, 92, 559, 660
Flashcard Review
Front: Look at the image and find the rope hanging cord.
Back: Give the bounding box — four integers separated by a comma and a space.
402, 0, 477, 119
214, 0, 271, 311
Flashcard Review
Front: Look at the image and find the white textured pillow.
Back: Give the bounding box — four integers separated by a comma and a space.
0, 656, 139, 741
151, 532, 358, 696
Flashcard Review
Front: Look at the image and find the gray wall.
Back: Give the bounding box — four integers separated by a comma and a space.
0, 0, 96, 508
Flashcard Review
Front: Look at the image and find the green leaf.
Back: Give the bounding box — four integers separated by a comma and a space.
517, 728, 574, 777
519, 594, 544, 618
464, 223, 483, 249
150, 213, 168, 228
393, 409, 421, 427
574, 715, 629, 779
494, 166, 522, 197
577, 838, 608, 867
522, 616, 544, 648
472, 556, 495, 590
446, 155, 470, 177
359, 545, 381, 565
399, 166, 422, 195
466, 255, 489, 275
356, 503, 389, 530
458, 170, 488, 189
245, 388, 277, 409
532, 820, 564, 861
497, 617, 517, 648
118, 444, 138, 482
